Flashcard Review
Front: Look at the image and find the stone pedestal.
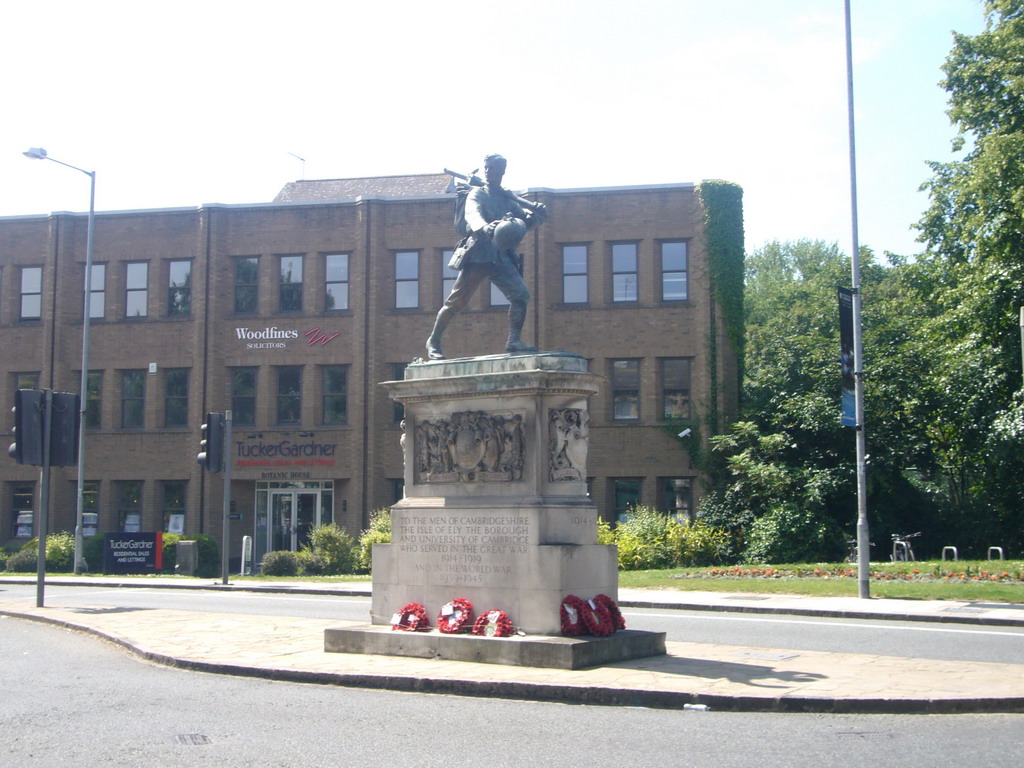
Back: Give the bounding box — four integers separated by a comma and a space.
372, 352, 616, 635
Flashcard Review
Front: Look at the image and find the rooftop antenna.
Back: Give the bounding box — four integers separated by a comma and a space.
287, 152, 306, 180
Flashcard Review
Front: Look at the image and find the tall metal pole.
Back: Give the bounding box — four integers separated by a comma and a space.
23, 149, 95, 575
36, 391, 53, 608
221, 410, 233, 585
845, 0, 871, 598
73, 171, 96, 573
1019, 307, 1023, 387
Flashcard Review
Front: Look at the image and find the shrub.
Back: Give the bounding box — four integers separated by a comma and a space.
298, 523, 356, 575
189, 534, 220, 578
356, 508, 392, 572
5, 548, 37, 572
84, 534, 104, 572
667, 520, 729, 567
596, 517, 615, 545
259, 549, 300, 576
614, 506, 677, 570
18, 533, 76, 572
742, 502, 846, 564
161, 533, 182, 573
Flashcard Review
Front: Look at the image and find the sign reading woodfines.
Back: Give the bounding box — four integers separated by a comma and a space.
234, 326, 340, 350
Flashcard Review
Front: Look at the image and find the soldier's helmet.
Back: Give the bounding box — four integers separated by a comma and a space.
492, 217, 527, 250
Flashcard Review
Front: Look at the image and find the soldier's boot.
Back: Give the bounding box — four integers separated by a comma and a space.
505, 301, 536, 354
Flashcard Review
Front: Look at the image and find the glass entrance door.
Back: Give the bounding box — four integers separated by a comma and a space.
270, 490, 320, 552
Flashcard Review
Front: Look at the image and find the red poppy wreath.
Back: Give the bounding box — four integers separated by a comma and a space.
594, 593, 626, 631
391, 602, 430, 632
580, 597, 615, 637
471, 609, 514, 637
437, 597, 475, 634
560, 595, 589, 636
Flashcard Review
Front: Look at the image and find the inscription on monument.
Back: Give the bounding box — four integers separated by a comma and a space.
415, 411, 525, 484
395, 512, 532, 585
549, 408, 589, 481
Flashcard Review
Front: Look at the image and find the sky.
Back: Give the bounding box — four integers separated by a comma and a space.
1, 0, 986, 259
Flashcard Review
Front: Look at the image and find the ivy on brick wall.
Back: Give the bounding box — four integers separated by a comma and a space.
697, 180, 745, 434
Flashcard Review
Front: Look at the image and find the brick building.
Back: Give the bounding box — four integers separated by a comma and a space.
0, 173, 740, 566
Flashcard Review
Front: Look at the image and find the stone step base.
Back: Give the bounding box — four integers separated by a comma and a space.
324, 624, 666, 670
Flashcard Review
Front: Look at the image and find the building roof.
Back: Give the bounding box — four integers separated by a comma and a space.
274, 173, 456, 202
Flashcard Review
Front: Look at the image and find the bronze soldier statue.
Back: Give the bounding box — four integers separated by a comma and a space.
426, 153, 547, 360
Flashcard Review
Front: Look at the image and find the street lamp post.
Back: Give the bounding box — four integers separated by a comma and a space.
23, 148, 95, 574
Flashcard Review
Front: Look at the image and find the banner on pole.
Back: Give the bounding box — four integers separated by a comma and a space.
838, 287, 856, 427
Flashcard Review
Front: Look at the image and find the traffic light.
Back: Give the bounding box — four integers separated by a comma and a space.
48, 392, 80, 467
9, 389, 45, 466
197, 412, 224, 472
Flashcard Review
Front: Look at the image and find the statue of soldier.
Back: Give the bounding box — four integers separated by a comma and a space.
426, 154, 547, 360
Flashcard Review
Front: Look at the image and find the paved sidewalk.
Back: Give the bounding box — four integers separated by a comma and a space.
2, 576, 1023, 713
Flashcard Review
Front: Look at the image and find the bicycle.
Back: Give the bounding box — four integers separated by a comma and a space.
890, 532, 921, 562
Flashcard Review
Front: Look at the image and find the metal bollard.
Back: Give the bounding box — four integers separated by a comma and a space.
941, 546, 958, 562
987, 546, 1005, 561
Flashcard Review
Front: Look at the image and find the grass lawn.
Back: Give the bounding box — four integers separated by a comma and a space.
619, 561, 1024, 602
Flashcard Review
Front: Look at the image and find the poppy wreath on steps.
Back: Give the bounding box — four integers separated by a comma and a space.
560, 595, 589, 636
594, 594, 626, 631
471, 609, 515, 637
391, 602, 430, 632
580, 597, 615, 637
437, 598, 475, 634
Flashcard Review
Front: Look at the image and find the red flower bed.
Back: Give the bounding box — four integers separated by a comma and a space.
437, 597, 475, 634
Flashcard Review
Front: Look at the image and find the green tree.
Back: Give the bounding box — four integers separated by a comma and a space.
914, 0, 1024, 553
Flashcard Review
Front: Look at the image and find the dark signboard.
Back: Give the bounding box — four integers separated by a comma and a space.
103, 532, 163, 574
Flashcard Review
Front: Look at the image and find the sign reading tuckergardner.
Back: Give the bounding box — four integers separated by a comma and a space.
103, 532, 163, 575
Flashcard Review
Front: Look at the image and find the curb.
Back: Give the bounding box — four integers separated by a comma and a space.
5, 576, 1024, 627
4, 608, 1024, 714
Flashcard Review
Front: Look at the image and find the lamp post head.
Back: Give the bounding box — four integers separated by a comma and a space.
23, 148, 48, 160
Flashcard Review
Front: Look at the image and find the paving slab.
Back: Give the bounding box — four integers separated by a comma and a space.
2, 596, 1023, 713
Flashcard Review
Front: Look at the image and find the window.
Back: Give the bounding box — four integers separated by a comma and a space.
162, 481, 187, 534
325, 253, 349, 311
85, 371, 102, 428
167, 260, 192, 315
390, 478, 405, 504
661, 241, 688, 301
12, 483, 34, 538
392, 362, 408, 423
661, 358, 691, 420
395, 251, 419, 308
20, 266, 42, 320
125, 262, 148, 317
441, 249, 457, 299
322, 365, 348, 425
612, 243, 638, 302
276, 366, 302, 424
279, 255, 303, 312
562, 245, 588, 303
234, 257, 259, 314
15, 372, 39, 390
490, 281, 510, 306
88, 263, 105, 319
611, 359, 640, 420
612, 478, 642, 523
231, 367, 257, 426
117, 481, 143, 532
164, 368, 189, 427
121, 370, 145, 428
82, 481, 99, 537
660, 477, 694, 522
